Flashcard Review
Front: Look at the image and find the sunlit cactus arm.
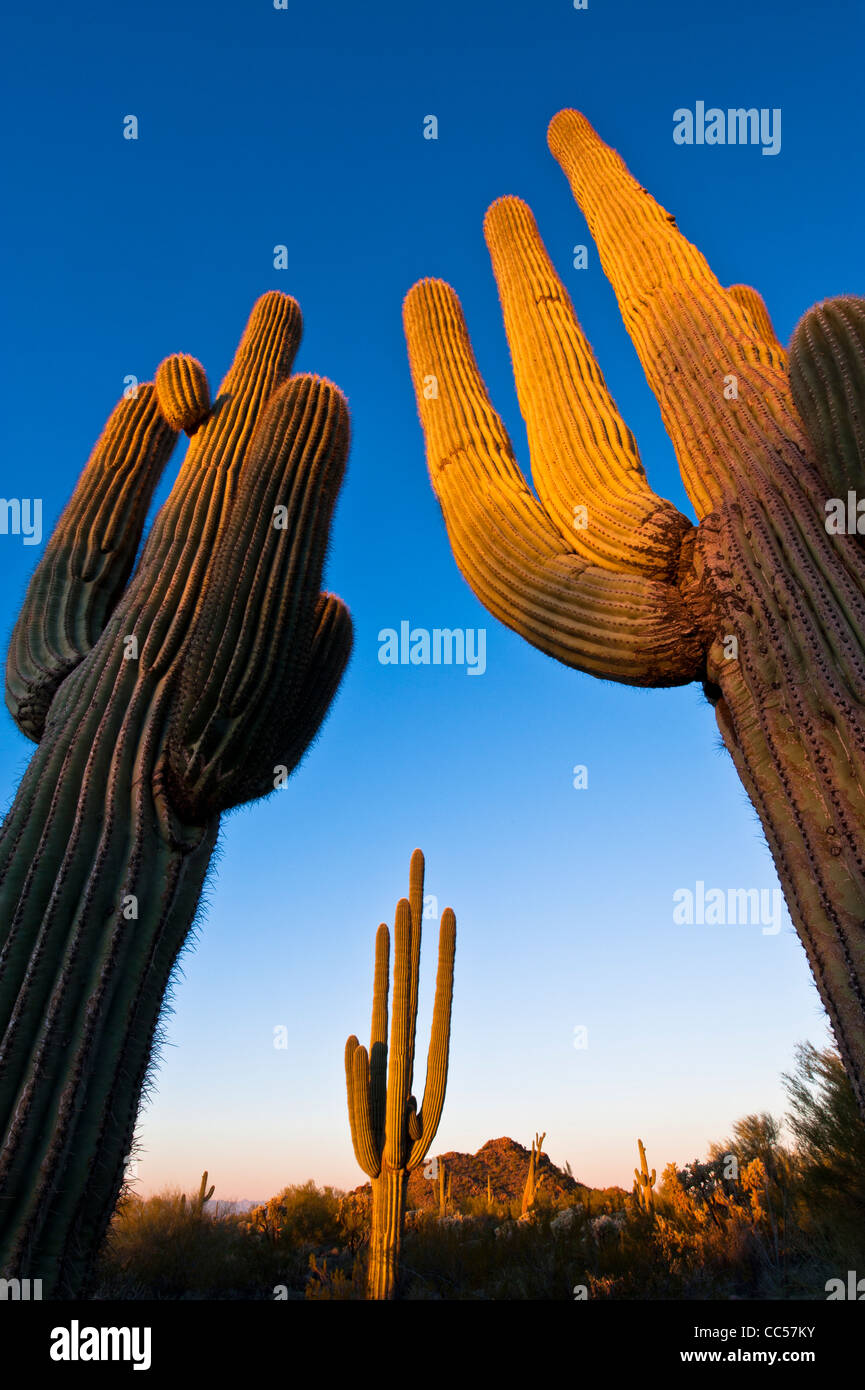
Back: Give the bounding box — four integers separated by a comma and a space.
407, 906, 456, 1171
727, 284, 784, 354
404, 108, 865, 1120
402, 281, 704, 688
0, 292, 352, 1297
544, 110, 809, 516
345, 1039, 380, 1178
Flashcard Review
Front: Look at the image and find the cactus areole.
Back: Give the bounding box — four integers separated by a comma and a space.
403, 110, 865, 1119
0, 293, 352, 1297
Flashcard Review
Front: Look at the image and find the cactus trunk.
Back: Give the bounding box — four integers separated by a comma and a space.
368, 1168, 408, 1301
0, 681, 218, 1294
712, 633, 865, 1116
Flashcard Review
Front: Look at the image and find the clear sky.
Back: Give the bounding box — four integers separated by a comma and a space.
1, 0, 860, 1200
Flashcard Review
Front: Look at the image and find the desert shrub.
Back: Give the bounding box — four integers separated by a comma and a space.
96, 1188, 264, 1299
246, 1180, 343, 1248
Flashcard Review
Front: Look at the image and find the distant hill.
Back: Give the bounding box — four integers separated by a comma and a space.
351, 1137, 586, 1209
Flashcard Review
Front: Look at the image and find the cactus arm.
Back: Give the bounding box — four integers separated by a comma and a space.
727, 285, 783, 354
546, 109, 804, 518
383, 899, 413, 1171
789, 297, 865, 496
154, 354, 212, 435
402, 280, 704, 687
406, 848, 425, 1081
369, 923, 390, 1153
408, 907, 456, 1170
345, 1037, 363, 1168
349, 1043, 381, 1178
482, 195, 693, 576
227, 591, 352, 804
5, 386, 179, 742
161, 374, 350, 821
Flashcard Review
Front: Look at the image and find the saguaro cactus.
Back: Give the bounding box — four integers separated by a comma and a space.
403, 110, 865, 1117
634, 1139, 656, 1213
0, 292, 352, 1296
180, 1171, 215, 1217
521, 1131, 546, 1216
345, 849, 457, 1299
438, 1158, 449, 1217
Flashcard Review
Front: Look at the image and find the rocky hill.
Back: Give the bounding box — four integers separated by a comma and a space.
353, 1137, 586, 1209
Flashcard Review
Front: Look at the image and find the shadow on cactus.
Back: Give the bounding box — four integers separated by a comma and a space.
0, 292, 352, 1297
404, 109, 865, 1119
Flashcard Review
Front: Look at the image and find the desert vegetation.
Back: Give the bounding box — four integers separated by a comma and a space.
93, 1043, 865, 1301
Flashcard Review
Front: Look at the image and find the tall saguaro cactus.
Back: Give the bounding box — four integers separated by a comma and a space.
0, 292, 352, 1297
403, 110, 865, 1117
345, 850, 457, 1299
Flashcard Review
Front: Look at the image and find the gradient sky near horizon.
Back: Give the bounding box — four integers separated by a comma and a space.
2, 0, 861, 1201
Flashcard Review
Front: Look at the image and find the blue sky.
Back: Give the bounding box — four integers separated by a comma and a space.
1, 0, 860, 1199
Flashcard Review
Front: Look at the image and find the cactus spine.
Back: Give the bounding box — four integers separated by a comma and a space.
404, 110, 865, 1118
634, 1139, 656, 1213
521, 1131, 546, 1216
0, 293, 352, 1296
345, 850, 457, 1299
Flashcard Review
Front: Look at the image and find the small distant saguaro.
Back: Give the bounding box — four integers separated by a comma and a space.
345, 849, 457, 1299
